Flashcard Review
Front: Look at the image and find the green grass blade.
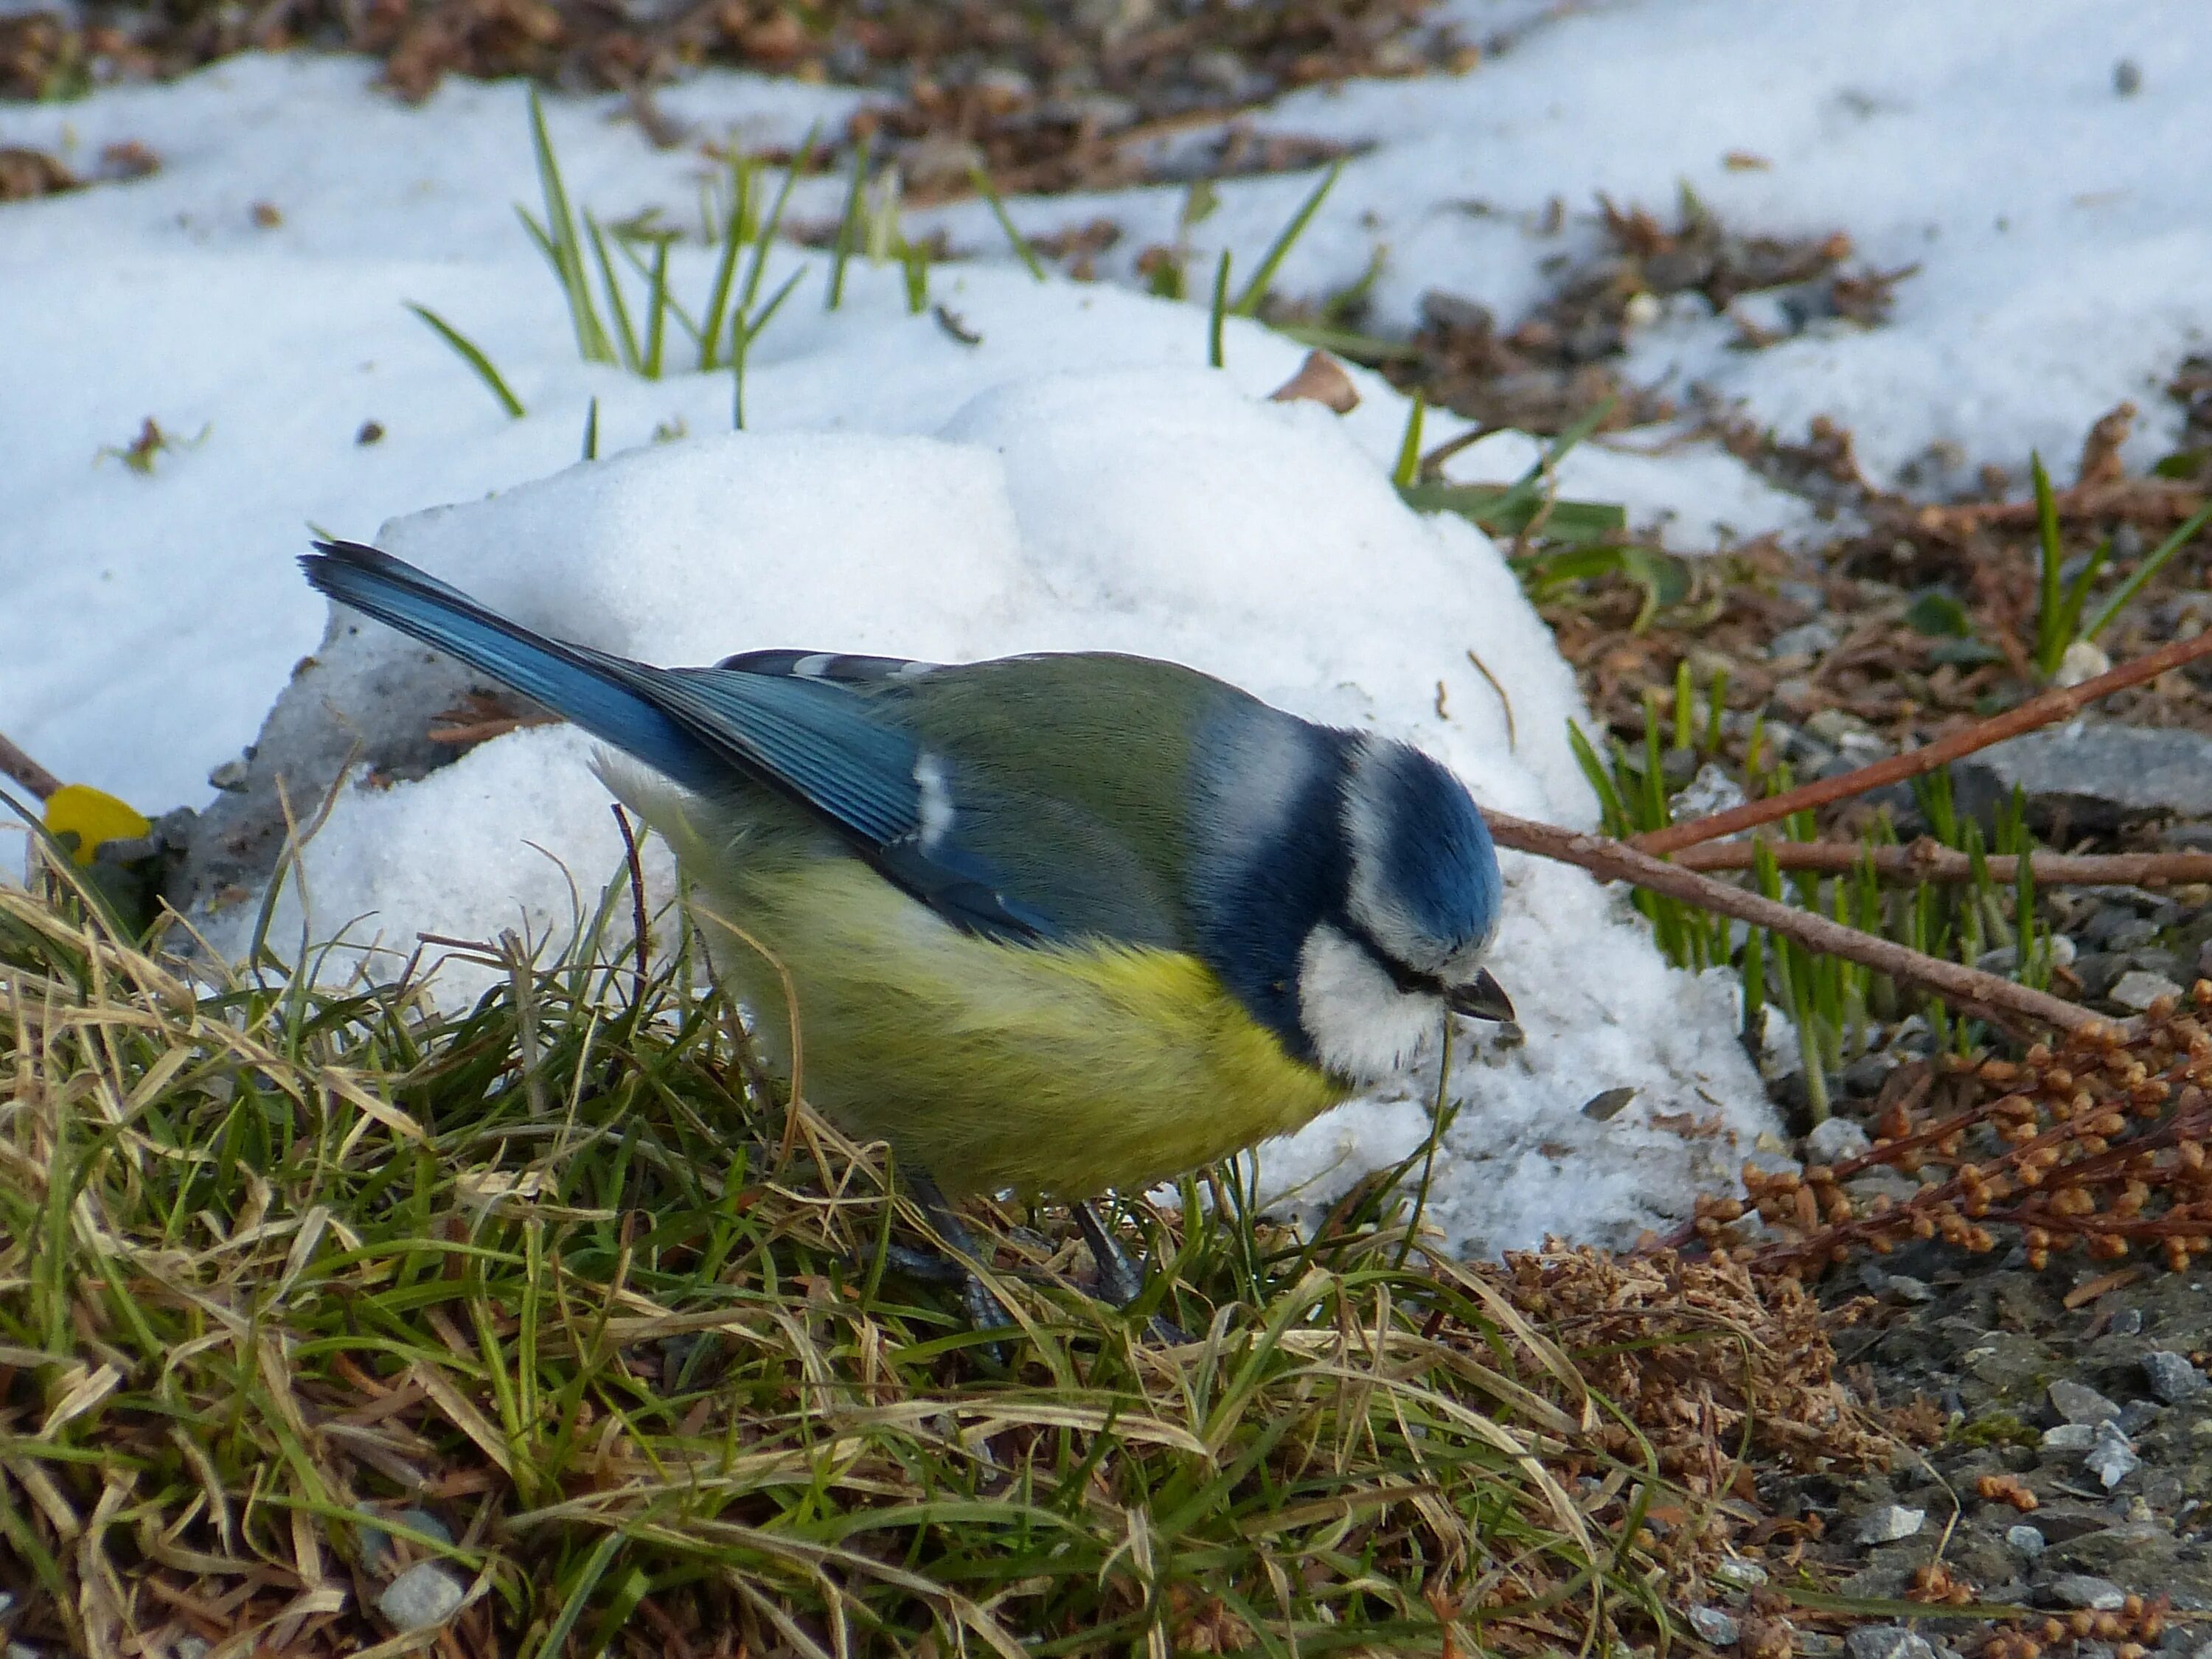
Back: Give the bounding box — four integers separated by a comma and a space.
406, 304, 526, 418
2084, 499, 2212, 641
827, 134, 873, 311
584, 215, 641, 374
970, 161, 1046, 280
641, 237, 671, 379
743, 125, 816, 319
2030, 452, 2065, 674
1392, 392, 1426, 489
698, 154, 752, 368
1207, 250, 1231, 369
1232, 159, 1342, 316
582, 396, 599, 462
526, 90, 612, 364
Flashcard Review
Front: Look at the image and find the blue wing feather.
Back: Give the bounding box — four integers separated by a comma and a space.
300, 541, 1051, 941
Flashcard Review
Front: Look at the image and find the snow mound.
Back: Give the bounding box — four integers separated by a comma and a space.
195, 365, 1771, 1253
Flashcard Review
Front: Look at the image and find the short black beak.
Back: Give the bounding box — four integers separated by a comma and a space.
1447, 967, 1515, 1024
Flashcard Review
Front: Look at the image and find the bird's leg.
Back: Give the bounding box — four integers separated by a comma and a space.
1071, 1200, 1147, 1307
904, 1169, 1006, 1338
1072, 1199, 1188, 1344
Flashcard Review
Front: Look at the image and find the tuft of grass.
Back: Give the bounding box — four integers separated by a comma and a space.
2030, 452, 2107, 678
0, 852, 1837, 1657
416, 100, 818, 411
1571, 678, 2052, 1116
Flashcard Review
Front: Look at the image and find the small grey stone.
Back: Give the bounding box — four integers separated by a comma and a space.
2051, 1379, 2124, 1424
2118, 1399, 2164, 1434
2006, 1524, 2047, 1559
2086, 1420, 2140, 1489
175, 1641, 210, 1659
1856, 1503, 1927, 1544
2108, 1307, 2143, 1338
2145, 1350, 2208, 1403
1846, 1627, 1939, 1659
2110, 970, 2185, 1012
1964, 723, 2212, 824
1806, 1116, 1873, 1163
1777, 580, 1825, 611
379, 1561, 467, 1631
2090, 914, 2161, 953
0, 1592, 13, 1618
1712, 1559, 1769, 1589
1770, 621, 1840, 661
8, 1643, 40, 1659
2073, 952, 2127, 999
207, 756, 251, 792
2042, 1422, 2098, 1451
1884, 1273, 1935, 1304
2114, 58, 2142, 94
1688, 1606, 1741, 1646
2049, 1574, 2129, 1611
1841, 1054, 1895, 1096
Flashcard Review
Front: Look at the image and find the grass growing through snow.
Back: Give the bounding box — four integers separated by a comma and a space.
1569, 673, 2054, 1119
0, 849, 1832, 1658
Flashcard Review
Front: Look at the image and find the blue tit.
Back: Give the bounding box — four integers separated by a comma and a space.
300, 541, 1513, 1274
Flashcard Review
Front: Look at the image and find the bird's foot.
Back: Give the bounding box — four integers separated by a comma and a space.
1072, 1200, 1188, 1344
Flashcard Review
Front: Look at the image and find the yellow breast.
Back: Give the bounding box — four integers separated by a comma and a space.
641, 785, 1348, 1198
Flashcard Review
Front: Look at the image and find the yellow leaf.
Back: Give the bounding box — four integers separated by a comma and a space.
42, 783, 150, 866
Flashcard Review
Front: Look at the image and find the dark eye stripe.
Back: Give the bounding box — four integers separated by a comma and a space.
1343, 919, 1444, 998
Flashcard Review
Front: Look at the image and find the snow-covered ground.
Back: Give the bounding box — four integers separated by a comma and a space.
6, 0, 2202, 1249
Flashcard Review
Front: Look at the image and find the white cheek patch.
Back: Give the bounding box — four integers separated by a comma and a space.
1297, 923, 1442, 1084
914, 752, 955, 851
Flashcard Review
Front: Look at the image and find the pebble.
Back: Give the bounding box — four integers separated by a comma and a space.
2087, 1420, 2140, 1489
1806, 1116, 1873, 1163
1669, 760, 1747, 822
175, 1642, 209, 1659
1856, 1503, 1927, 1544
1712, 1559, 1770, 1589
2118, 1399, 2164, 1434
1840, 1053, 1896, 1096
1689, 1606, 1742, 1646
1846, 1628, 1940, 1659
2110, 969, 2185, 1012
2056, 639, 2113, 686
2051, 1380, 2123, 1425
2144, 1350, 2208, 1404
1883, 1273, 1935, 1304
378, 1561, 467, 1630
1770, 621, 1840, 661
2050, 1575, 2129, 1612
2006, 1524, 2048, 1559
2042, 1422, 2098, 1451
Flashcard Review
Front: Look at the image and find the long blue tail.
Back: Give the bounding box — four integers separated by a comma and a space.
299, 541, 720, 791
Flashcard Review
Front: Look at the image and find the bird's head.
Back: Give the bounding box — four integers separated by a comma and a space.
1295, 737, 1512, 1083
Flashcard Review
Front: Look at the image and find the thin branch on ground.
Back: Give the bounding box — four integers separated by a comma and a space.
1634, 627, 2212, 856
1670, 838, 2212, 886
1483, 810, 2115, 1038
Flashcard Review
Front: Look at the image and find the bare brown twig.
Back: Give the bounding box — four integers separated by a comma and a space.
0, 728, 63, 801
1670, 838, 2212, 887
1483, 810, 2115, 1039
1633, 627, 2212, 856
